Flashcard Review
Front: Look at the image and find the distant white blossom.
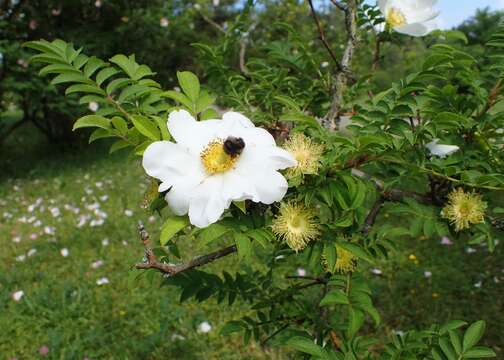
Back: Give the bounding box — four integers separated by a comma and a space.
124, 209, 133, 217
91, 260, 105, 269
378, 0, 439, 37
60, 248, 69, 257
12, 290, 24, 302
101, 238, 109, 247
296, 268, 306, 277
27, 248, 37, 257
197, 321, 212, 333
96, 277, 109, 286
426, 139, 459, 158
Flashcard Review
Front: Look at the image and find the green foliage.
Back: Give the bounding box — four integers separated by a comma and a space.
20, 1, 504, 359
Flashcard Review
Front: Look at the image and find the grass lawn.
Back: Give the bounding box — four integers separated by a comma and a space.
1, 126, 503, 358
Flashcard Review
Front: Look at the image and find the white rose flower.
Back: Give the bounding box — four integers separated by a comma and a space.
378, 0, 439, 37
426, 139, 459, 158
142, 110, 297, 228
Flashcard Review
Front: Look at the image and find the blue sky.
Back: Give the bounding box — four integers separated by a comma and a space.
364, 0, 504, 28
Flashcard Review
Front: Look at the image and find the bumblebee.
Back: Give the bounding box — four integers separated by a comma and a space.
223, 136, 245, 157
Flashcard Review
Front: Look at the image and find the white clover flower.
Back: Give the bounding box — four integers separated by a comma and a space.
96, 277, 109, 286
197, 321, 212, 333
12, 290, 24, 302
142, 110, 297, 228
378, 0, 439, 37
91, 260, 104, 269
426, 139, 459, 158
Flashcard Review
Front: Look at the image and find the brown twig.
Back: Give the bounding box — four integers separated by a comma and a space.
196, 8, 226, 34
135, 223, 237, 276
307, 0, 342, 72
324, 0, 358, 130
330, 0, 347, 11
361, 196, 385, 236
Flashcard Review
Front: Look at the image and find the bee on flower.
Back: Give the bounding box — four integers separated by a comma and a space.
143, 110, 296, 228
441, 188, 487, 232
271, 202, 321, 252
378, 0, 439, 37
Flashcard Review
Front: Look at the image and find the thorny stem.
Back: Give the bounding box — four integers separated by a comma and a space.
135, 223, 237, 276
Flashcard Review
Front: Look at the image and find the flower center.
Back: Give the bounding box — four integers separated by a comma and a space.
200, 138, 242, 174
387, 7, 407, 27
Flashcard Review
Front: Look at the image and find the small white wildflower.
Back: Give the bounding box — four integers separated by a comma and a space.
86, 202, 100, 211
90, 218, 105, 227
33, 220, 42, 227
121, 240, 128, 246
171, 333, 186, 341
44, 226, 56, 235
49, 207, 61, 217
424, 271, 432, 278
440, 236, 453, 246
27, 248, 37, 257
160, 17, 169, 27
3, 212, 13, 219
12, 236, 21, 243
16, 255, 26, 262
474, 281, 482, 288
29, 233, 38, 240
124, 209, 133, 217
296, 268, 306, 277
95, 0, 102, 8
95, 181, 103, 188
99, 195, 109, 202
197, 321, 212, 333
320, 61, 329, 68
370, 268, 383, 275
148, 215, 156, 223
466, 247, 477, 254
96, 277, 109, 286
101, 238, 109, 246
60, 248, 69, 257
12, 290, 24, 302
91, 260, 104, 269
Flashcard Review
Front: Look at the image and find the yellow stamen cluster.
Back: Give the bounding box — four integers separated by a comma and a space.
387, 7, 407, 28
200, 139, 238, 174
322, 245, 357, 274
441, 188, 487, 232
283, 133, 324, 179
271, 202, 321, 252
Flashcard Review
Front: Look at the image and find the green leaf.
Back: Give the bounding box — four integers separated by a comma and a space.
73, 115, 111, 131
195, 91, 216, 113
200, 108, 219, 120
177, 71, 200, 102
110, 54, 136, 78
347, 307, 365, 339
286, 336, 325, 357
109, 139, 130, 154
337, 242, 374, 263
233, 201, 246, 214
448, 330, 462, 354
440, 320, 467, 335
235, 233, 252, 260
440, 337, 457, 360
220, 321, 244, 336
88, 128, 114, 143
51, 71, 92, 85
96, 67, 119, 86
83, 56, 106, 78
106, 78, 132, 95
111, 116, 128, 135
197, 223, 230, 245
463, 346, 497, 358
320, 289, 349, 306
152, 116, 170, 140
160, 216, 190, 245
131, 115, 160, 141
463, 321, 486, 352
66, 84, 105, 96
161, 90, 194, 110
